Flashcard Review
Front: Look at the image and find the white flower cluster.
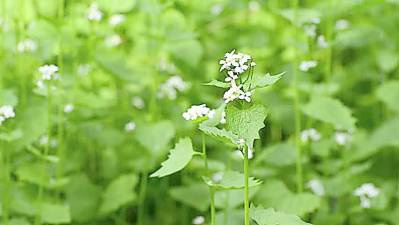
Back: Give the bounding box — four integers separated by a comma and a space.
124, 121, 136, 132
38, 134, 58, 148
0, 105, 15, 126
300, 128, 321, 143
17, 39, 37, 53
105, 34, 122, 47
353, 183, 380, 208
335, 19, 349, 30
36, 64, 59, 89
192, 216, 205, 225
109, 14, 125, 27
307, 179, 325, 196
334, 131, 352, 146
64, 104, 74, 113
182, 104, 226, 124
303, 17, 320, 38
317, 35, 328, 48
158, 75, 188, 100
131, 96, 145, 109
299, 60, 318, 72
87, 3, 103, 21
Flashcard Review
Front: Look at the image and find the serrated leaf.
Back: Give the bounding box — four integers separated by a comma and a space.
199, 124, 238, 145
169, 183, 210, 211
41, 203, 71, 224
252, 72, 284, 89
376, 81, 399, 112
150, 137, 194, 178
255, 180, 320, 216
302, 96, 356, 131
203, 171, 262, 190
99, 174, 138, 215
226, 104, 267, 147
250, 205, 311, 225
204, 80, 230, 88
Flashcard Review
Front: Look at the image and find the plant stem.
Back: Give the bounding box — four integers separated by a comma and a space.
292, 0, 303, 193
210, 188, 216, 225
244, 146, 250, 225
202, 133, 209, 175
137, 172, 148, 225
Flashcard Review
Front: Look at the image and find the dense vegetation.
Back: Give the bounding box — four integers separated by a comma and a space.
1, 0, 399, 225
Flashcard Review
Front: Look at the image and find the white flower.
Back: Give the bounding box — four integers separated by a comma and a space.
334, 131, 352, 146
17, 39, 38, 53
317, 35, 329, 48
182, 104, 211, 121
309, 17, 321, 24
300, 128, 321, 143
124, 121, 136, 132
105, 34, 122, 47
307, 179, 325, 196
131, 97, 145, 109
64, 104, 74, 113
303, 24, 317, 38
158, 76, 188, 100
353, 183, 380, 208
210, 4, 223, 15
219, 50, 254, 81
335, 19, 349, 30
87, 3, 102, 21
38, 64, 59, 80
77, 64, 91, 76
39, 134, 49, 146
239, 91, 252, 102
212, 172, 224, 183
0, 105, 15, 119
299, 60, 318, 72
192, 216, 205, 225
109, 14, 125, 27
223, 81, 244, 103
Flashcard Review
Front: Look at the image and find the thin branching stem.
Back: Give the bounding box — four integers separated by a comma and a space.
244, 145, 250, 225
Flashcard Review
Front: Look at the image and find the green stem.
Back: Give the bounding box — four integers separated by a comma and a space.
2, 139, 10, 225
137, 172, 148, 225
292, 0, 303, 193
202, 133, 209, 175
210, 188, 216, 225
244, 146, 250, 225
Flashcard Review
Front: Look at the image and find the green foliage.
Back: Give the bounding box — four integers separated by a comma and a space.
203, 171, 262, 190
250, 205, 311, 225
169, 183, 210, 211
41, 203, 71, 224
150, 137, 195, 178
135, 121, 175, 157
376, 81, 399, 112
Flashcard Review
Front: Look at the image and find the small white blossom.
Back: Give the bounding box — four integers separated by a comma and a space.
309, 17, 321, 24
239, 91, 252, 102
77, 64, 91, 76
39, 134, 49, 146
0, 105, 15, 126
131, 97, 145, 109
317, 35, 329, 48
105, 34, 122, 47
353, 183, 380, 208
182, 104, 211, 121
223, 81, 245, 103
219, 50, 254, 81
299, 60, 318, 72
303, 24, 317, 38
158, 76, 188, 100
124, 121, 136, 132
334, 131, 352, 146
38, 64, 59, 80
335, 19, 349, 30
300, 128, 321, 143
192, 216, 205, 225
87, 3, 103, 21
307, 179, 325, 196
109, 14, 125, 27
210, 4, 223, 15
212, 172, 224, 183
17, 39, 38, 53
64, 104, 74, 113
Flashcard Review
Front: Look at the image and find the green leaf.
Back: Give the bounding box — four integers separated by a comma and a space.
41, 203, 71, 224
302, 96, 356, 131
0, 89, 18, 106
370, 117, 399, 148
169, 40, 203, 67
198, 124, 238, 145
226, 104, 267, 147
204, 80, 230, 88
256, 143, 296, 167
215, 186, 260, 209
250, 204, 311, 225
150, 137, 195, 178
99, 174, 138, 215
376, 81, 399, 112
169, 183, 210, 211
252, 72, 284, 89
9, 218, 31, 225
201, 103, 225, 127
95, 50, 136, 82
135, 121, 175, 157
203, 171, 262, 190
254, 180, 320, 217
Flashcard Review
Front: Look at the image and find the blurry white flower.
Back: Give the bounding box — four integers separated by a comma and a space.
0, 105, 15, 126
353, 183, 380, 208
77, 64, 91, 76
317, 35, 329, 48
87, 3, 103, 21
248, 1, 260, 12
182, 104, 211, 121
131, 96, 145, 109
210, 4, 223, 15
239, 91, 252, 102
212, 172, 224, 183
158, 58, 177, 72
309, 17, 321, 24
124, 121, 136, 132
334, 131, 352, 146
335, 19, 349, 30
303, 24, 317, 38
109, 14, 125, 27
105, 34, 122, 47
299, 60, 318, 72
38, 64, 59, 80
64, 104, 74, 113
300, 128, 321, 143
17, 39, 38, 53
223, 81, 245, 103
158, 76, 188, 100
39, 134, 49, 146
192, 216, 205, 225
307, 179, 325, 196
